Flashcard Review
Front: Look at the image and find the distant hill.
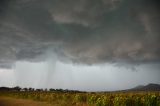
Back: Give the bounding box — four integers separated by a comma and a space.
126, 83, 160, 91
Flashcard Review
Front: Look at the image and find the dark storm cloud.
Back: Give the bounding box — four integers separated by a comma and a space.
49, 0, 123, 26
0, 0, 160, 68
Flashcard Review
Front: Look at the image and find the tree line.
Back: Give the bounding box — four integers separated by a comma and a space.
0, 86, 85, 93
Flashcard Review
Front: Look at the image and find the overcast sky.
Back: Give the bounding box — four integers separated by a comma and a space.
0, 0, 160, 91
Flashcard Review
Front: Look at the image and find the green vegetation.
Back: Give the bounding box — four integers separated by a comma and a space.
0, 91, 160, 106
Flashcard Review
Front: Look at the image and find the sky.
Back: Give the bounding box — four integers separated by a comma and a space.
0, 0, 160, 91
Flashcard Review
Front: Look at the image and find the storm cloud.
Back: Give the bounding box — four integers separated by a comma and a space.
0, 0, 160, 68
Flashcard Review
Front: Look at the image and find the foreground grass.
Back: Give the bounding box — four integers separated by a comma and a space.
0, 96, 53, 106
0, 91, 160, 106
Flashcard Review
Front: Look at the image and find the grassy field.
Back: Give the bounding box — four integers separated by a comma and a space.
0, 96, 53, 106
0, 91, 160, 106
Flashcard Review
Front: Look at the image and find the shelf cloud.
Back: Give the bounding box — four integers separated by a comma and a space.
0, 0, 160, 68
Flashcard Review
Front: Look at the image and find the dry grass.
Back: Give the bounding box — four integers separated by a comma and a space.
0, 96, 53, 106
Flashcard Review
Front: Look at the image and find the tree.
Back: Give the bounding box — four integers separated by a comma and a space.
13, 86, 21, 91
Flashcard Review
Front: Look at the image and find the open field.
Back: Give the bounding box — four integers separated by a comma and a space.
0, 91, 160, 106
0, 96, 53, 106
